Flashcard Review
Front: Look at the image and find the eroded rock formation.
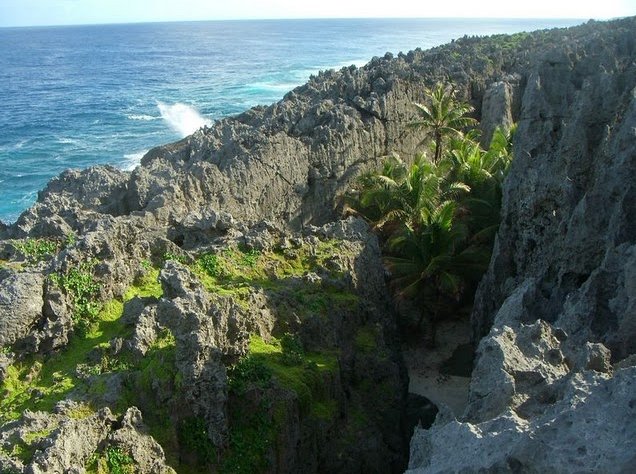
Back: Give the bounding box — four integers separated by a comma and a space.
408, 16, 636, 473
0, 16, 634, 474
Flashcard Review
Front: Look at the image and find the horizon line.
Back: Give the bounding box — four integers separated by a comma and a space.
0, 15, 608, 30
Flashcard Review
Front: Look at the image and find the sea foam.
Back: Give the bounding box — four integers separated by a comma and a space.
127, 114, 158, 121
157, 102, 212, 137
123, 150, 148, 171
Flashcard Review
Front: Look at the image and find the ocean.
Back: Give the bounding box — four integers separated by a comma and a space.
0, 18, 583, 223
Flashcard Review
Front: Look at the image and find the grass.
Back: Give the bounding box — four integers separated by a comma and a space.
218, 335, 340, 473
0, 268, 163, 425
354, 325, 378, 353
190, 240, 360, 322
246, 335, 338, 415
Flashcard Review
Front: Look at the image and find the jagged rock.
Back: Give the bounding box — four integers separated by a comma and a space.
464, 320, 569, 422
479, 77, 518, 145
107, 407, 176, 474
29, 408, 116, 473
1, 16, 635, 474
123, 299, 161, 356
11, 166, 130, 238
0, 271, 45, 347
409, 17, 636, 473
407, 367, 636, 473
158, 262, 249, 446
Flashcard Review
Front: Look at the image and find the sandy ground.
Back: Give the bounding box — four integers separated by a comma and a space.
402, 318, 472, 417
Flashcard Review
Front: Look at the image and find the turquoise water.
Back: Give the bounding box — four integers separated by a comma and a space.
0, 18, 583, 222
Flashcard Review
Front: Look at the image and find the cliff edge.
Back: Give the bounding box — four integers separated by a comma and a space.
0, 16, 634, 474
408, 16, 636, 473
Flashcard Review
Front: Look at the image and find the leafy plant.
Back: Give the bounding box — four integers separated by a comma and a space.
227, 355, 272, 393
280, 333, 304, 366
178, 417, 216, 465
51, 260, 101, 337
409, 83, 477, 163
347, 84, 514, 344
13, 238, 59, 263
87, 446, 135, 474
239, 247, 260, 267
198, 253, 223, 278
162, 252, 187, 264
65, 232, 77, 247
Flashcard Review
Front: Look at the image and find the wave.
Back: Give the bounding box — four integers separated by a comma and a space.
57, 137, 84, 146
122, 150, 148, 171
157, 101, 212, 137
127, 114, 159, 121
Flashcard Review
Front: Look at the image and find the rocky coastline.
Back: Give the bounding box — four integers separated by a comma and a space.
0, 16, 635, 473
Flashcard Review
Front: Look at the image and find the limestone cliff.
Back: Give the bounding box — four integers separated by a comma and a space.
0, 16, 635, 474
408, 16, 636, 473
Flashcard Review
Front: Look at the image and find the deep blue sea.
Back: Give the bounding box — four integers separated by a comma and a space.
0, 18, 583, 222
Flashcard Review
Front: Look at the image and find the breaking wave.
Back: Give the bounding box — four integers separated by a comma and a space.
157, 101, 211, 137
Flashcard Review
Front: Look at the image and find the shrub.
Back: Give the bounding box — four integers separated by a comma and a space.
51, 260, 101, 337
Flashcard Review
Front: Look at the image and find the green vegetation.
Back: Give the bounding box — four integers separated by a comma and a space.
51, 260, 102, 337
243, 335, 338, 416
409, 83, 477, 163
11, 233, 77, 265
354, 325, 379, 353
219, 335, 340, 473
86, 446, 135, 474
163, 251, 188, 264
0, 268, 162, 425
177, 417, 216, 466
12, 238, 60, 264
349, 84, 513, 343
190, 242, 359, 321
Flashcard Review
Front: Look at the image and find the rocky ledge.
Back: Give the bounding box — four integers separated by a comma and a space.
0, 15, 635, 474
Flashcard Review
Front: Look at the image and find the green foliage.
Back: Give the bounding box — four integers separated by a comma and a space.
227, 355, 272, 394
163, 251, 188, 264
247, 335, 338, 416
280, 333, 304, 365
349, 84, 514, 340
238, 245, 261, 267
222, 336, 338, 474
178, 417, 216, 466
0, 272, 163, 425
105, 446, 134, 474
354, 326, 378, 353
12, 238, 59, 263
221, 400, 273, 474
65, 232, 77, 247
87, 446, 135, 474
409, 83, 477, 163
51, 260, 102, 337
197, 252, 222, 278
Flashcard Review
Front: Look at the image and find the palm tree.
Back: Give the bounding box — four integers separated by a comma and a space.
409, 83, 477, 164
385, 201, 490, 345
447, 127, 514, 245
350, 153, 469, 239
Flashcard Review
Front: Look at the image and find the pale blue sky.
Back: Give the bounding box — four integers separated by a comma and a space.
0, 0, 633, 27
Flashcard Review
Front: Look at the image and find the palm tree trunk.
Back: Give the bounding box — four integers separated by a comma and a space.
434, 132, 442, 164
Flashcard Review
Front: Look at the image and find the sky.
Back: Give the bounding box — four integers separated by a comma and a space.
0, 0, 633, 27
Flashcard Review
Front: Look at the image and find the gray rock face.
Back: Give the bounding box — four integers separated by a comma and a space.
407, 367, 636, 473
107, 407, 177, 474
29, 408, 115, 474
408, 16, 636, 474
479, 76, 519, 146
0, 271, 45, 348
1, 15, 635, 474
158, 262, 249, 446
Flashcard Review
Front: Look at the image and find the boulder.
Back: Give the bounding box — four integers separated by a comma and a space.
0, 271, 45, 347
